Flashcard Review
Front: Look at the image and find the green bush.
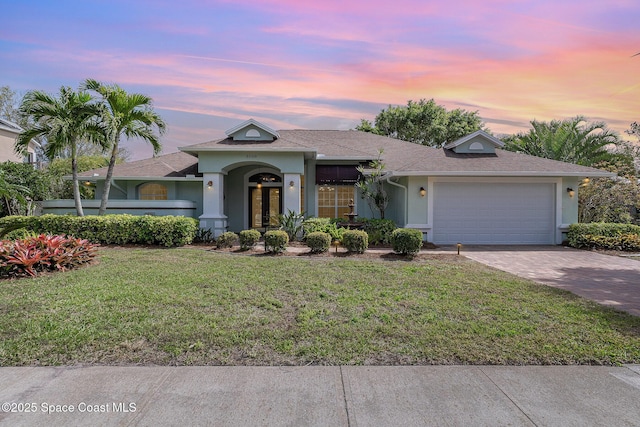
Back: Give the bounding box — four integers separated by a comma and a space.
342, 230, 368, 254
0, 214, 198, 247
264, 230, 289, 254
302, 218, 345, 241
239, 229, 261, 250
568, 223, 640, 251
361, 218, 397, 245
391, 228, 423, 256
306, 231, 332, 253
194, 228, 215, 244
216, 231, 238, 249
277, 209, 305, 241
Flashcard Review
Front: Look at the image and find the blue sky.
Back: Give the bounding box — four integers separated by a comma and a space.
1, 0, 639, 159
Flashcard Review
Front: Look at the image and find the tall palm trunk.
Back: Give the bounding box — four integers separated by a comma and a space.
71, 144, 84, 216
98, 138, 119, 215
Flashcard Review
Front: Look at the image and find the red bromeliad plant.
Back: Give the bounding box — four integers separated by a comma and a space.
0, 234, 98, 278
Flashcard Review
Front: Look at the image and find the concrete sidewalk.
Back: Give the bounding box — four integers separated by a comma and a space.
2, 365, 640, 426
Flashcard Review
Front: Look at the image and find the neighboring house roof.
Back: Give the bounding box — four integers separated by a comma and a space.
79, 151, 201, 179
0, 118, 23, 133
81, 128, 614, 180
0, 117, 42, 148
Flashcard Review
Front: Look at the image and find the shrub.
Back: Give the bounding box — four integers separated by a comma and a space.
391, 228, 423, 256
306, 231, 332, 253
264, 230, 289, 254
302, 218, 345, 241
277, 209, 305, 241
0, 234, 98, 278
194, 228, 215, 244
216, 231, 238, 249
0, 214, 198, 247
239, 229, 261, 250
568, 223, 640, 251
361, 218, 397, 245
342, 230, 368, 254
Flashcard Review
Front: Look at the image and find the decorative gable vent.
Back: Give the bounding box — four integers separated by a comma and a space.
443, 130, 504, 154
225, 118, 280, 142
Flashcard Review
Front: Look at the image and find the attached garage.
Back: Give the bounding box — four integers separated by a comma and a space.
431, 181, 556, 245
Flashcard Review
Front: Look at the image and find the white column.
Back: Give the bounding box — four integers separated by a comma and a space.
283, 173, 301, 215
199, 173, 228, 237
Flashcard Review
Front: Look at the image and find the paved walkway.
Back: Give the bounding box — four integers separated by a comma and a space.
453, 246, 640, 317
1, 365, 640, 426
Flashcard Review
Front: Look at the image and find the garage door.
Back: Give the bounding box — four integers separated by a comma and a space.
432, 182, 555, 245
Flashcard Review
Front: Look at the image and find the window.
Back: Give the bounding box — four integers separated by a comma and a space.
139, 183, 168, 200
317, 185, 355, 218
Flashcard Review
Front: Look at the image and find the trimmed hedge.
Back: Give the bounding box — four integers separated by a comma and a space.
239, 229, 261, 250
0, 214, 198, 247
302, 218, 345, 241
306, 231, 332, 253
342, 230, 368, 254
360, 218, 397, 245
264, 230, 289, 254
391, 228, 423, 256
568, 223, 640, 252
216, 231, 238, 249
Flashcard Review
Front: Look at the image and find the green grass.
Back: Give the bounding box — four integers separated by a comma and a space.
1, 248, 639, 366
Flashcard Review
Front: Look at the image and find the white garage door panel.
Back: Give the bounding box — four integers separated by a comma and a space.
432, 182, 555, 244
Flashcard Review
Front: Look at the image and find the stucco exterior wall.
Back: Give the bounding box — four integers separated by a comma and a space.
0, 129, 32, 163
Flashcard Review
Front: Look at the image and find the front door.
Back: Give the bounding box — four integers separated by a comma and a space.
250, 187, 281, 230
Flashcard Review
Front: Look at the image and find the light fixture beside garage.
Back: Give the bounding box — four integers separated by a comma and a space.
419, 186, 426, 197
566, 187, 575, 198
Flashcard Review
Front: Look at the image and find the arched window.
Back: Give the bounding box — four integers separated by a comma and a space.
139, 183, 168, 200
245, 129, 261, 138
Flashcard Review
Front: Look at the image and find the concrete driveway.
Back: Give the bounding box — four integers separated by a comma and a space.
458, 246, 640, 317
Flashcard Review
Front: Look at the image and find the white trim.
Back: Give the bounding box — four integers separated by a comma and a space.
224, 118, 280, 139
443, 130, 505, 149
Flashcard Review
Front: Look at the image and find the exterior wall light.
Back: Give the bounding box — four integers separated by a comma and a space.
207, 180, 213, 188
567, 187, 575, 198
419, 187, 426, 197
289, 180, 295, 188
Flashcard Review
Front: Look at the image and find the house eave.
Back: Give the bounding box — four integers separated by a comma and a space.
388, 170, 616, 178
74, 176, 204, 182
179, 146, 313, 154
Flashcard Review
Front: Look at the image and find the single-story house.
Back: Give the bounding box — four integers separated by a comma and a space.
43, 118, 614, 245
0, 118, 40, 164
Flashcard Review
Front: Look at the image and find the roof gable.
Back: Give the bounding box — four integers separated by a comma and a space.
225, 118, 279, 142
443, 130, 504, 154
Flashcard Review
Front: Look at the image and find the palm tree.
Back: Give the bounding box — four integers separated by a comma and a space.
16, 87, 103, 216
502, 116, 623, 167
0, 170, 30, 216
82, 79, 166, 215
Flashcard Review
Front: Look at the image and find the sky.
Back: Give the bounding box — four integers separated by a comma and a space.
1, 0, 639, 160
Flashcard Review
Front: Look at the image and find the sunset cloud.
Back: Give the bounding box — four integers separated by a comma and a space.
1, 0, 639, 159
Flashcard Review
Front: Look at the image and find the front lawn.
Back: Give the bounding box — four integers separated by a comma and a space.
1, 248, 639, 366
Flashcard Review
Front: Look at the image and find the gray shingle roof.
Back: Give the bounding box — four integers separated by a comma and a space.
81, 130, 613, 179
79, 151, 200, 179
